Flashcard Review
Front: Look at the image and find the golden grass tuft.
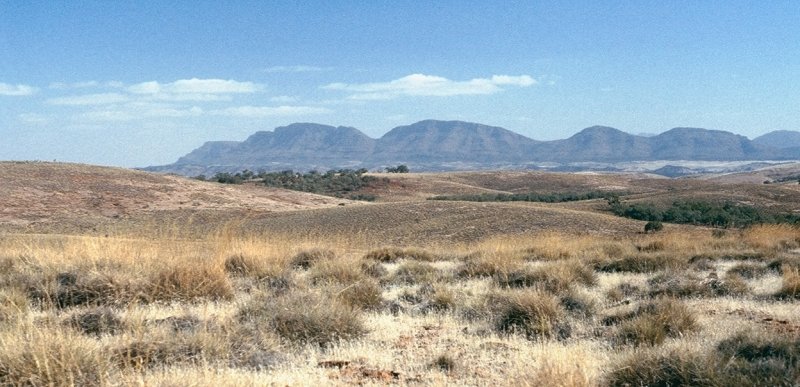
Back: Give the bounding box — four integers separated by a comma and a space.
490, 289, 567, 339
775, 268, 800, 299
611, 298, 697, 346
237, 290, 367, 347
150, 263, 234, 302
0, 327, 111, 386
497, 260, 597, 292
742, 224, 800, 251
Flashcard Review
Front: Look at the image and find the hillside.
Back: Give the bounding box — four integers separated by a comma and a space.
146, 120, 800, 176
0, 161, 350, 232
753, 130, 800, 149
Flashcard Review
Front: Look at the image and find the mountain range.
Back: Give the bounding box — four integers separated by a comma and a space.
145, 120, 800, 176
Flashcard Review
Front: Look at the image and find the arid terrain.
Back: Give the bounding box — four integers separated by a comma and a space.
1, 161, 799, 386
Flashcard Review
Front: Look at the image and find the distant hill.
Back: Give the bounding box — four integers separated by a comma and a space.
370, 120, 538, 163
533, 126, 652, 162
650, 127, 771, 160
753, 130, 800, 149
145, 120, 800, 175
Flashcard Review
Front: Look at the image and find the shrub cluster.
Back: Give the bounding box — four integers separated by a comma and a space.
429, 190, 622, 203
610, 199, 800, 228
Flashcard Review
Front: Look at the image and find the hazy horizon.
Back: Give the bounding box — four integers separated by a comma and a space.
2, 2, 799, 167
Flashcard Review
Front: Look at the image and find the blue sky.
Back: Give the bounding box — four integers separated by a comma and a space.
2, 1, 799, 167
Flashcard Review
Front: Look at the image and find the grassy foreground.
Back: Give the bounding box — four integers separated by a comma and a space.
0, 224, 799, 386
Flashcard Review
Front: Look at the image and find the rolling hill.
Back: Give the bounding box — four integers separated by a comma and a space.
146, 120, 800, 175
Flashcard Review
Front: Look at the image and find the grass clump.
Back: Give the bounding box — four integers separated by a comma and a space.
775, 268, 800, 299
290, 249, 335, 269
727, 262, 769, 279
606, 349, 718, 387
237, 291, 366, 347
455, 253, 520, 279
593, 253, 682, 273
0, 329, 110, 386
391, 261, 439, 284
363, 247, 436, 263
334, 279, 383, 310
609, 298, 697, 346
430, 354, 457, 372
67, 307, 125, 336
496, 261, 596, 292
0, 288, 28, 324
490, 290, 567, 340
150, 264, 233, 302
309, 258, 365, 285
648, 271, 749, 298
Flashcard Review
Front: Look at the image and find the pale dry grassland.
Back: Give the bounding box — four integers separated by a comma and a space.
1, 224, 799, 386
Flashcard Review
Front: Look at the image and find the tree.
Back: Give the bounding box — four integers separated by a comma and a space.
386, 165, 409, 173
644, 221, 664, 233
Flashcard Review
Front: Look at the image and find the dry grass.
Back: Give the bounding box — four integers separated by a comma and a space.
0, 221, 798, 385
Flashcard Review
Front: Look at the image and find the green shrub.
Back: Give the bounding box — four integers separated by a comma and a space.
644, 221, 664, 233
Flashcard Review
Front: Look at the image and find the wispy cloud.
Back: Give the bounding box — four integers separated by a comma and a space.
269, 95, 299, 103
127, 78, 261, 95
47, 93, 129, 106
76, 104, 204, 122
264, 65, 331, 73
211, 105, 332, 118
0, 82, 37, 96
323, 73, 536, 99
48, 81, 125, 90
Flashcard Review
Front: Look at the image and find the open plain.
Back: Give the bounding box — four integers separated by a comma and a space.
1, 161, 799, 386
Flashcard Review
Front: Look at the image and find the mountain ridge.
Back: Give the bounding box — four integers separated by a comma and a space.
144, 120, 800, 176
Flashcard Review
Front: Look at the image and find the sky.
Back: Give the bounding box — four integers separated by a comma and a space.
2, 1, 799, 167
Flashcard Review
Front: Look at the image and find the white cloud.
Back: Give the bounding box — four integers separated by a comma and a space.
127, 78, 260, 95
264, 65, 330, 73
323, 73, 536, 99
0, 82, 37, 96
49, 81, 99, 90
47, 93, 129, 106
211, 105, 332, 118
77, 104, 204, 122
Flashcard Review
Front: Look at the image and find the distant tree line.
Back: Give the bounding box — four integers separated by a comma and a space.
428, 190, 623, 203
195, 169, 386, 201
608, 198, 800, 228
